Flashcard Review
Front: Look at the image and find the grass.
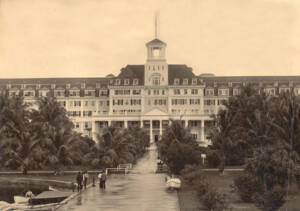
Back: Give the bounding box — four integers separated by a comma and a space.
178, 171, 300, 211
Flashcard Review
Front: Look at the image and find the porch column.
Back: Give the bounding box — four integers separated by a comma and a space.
184, 120, 188, 128
201, 120, 205, 143
92, 121, 96, 141
140, 120, 143, 128
159, 120, 163, 136
150, 120, 153, 143
124, 120, 128, 128
108, 120, 111, 127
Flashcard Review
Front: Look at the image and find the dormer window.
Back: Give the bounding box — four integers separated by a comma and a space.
124, 79, 129, 85
192, 78, 197, 85
51, 84, 56, 89
183, 78, 188, 85
115, 79, 121, 86
174, 78, 180, 85
36, 84, 41, 89
133, 79, 139, 86
21, 84, 26, 89
81, 82, 86, 89
6, 83, 11, 89
66, 84, 71, 89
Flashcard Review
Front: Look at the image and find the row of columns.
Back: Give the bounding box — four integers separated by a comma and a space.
92, 119, 206, 144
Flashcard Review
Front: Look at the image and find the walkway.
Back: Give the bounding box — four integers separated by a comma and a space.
56, 146, 180, 211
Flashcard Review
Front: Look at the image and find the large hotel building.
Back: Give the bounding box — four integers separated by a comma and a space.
1, 38, 300, 146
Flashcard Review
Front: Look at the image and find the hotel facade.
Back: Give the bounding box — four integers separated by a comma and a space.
1, 38, 300, 146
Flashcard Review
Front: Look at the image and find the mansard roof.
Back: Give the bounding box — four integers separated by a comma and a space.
168, 64, 195, 85
0, 77, 109, 89
117, 65, 145, 85
201, 76, 300, 83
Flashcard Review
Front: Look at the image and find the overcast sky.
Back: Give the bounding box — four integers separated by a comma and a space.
0, 0, 300, 78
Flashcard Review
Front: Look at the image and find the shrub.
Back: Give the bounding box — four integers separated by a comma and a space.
253, 186, 286, 211
233, 173, 264, 202
195, 179, 211, 197
181, 165, 204, 185
206, 150, 220, 168
202, 188, 229, 211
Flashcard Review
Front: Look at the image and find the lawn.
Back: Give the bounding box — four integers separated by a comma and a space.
178, 171, 300, 211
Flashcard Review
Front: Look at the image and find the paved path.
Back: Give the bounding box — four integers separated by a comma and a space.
56, 146, 180, 211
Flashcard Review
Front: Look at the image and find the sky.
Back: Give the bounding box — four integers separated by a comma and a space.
0, 0, 300, 78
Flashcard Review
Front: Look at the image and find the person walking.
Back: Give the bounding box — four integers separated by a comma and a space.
76, 171, 83, 192
83, 171, 89, 189
98, 171, 103, 189
101, 171, 107, 189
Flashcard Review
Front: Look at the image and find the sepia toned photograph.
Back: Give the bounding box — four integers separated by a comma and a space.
0, 0, 300, 210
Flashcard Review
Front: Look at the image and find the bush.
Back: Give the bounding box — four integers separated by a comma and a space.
206, 150, 220, 168
195, 179, 211, 197
202, 188, 229, 211
253, 186, 286, 211
233, 173, 264, 202
181, 165, 204, 184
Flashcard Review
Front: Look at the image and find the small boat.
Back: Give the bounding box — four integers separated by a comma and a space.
14, 195, 29, 204
166, 177, 181, 189
30, 191, 72, 205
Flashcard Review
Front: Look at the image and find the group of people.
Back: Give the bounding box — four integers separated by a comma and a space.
75, 170, 89, 192
74, 170, 107, 192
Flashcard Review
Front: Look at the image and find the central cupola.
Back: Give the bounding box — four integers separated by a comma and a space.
144, 38, 168, 86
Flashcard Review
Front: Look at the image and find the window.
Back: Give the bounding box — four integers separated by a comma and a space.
204, 99, 215, 106
81, 83, 86, 89
192, 78, 197, 85
6, 83, 11, 89
264, 88, 275, 96
153, 90, 159, 95
148, 90, 151, 95
133, 89, 141, 95
190, 99, 200, 105
124, 79, 129, 85
218, 89, 229, 96
191, 89, 198, 95
74, 101, 81, 107
183, 79, 188, 85
51, 84, 56, 89
75, 122, 80, 129
66, 84, 71, 89
69, 90, 80, 97
174, 78, 180, 85
205, 89, 214, 96
24, 91, 35, 97
133, 79, 139, 85
233, 88, 241, 96
174, 89, 180, 95
279, 88, 290, 93
115, 79, 121, 85
153, 77, 160, 85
